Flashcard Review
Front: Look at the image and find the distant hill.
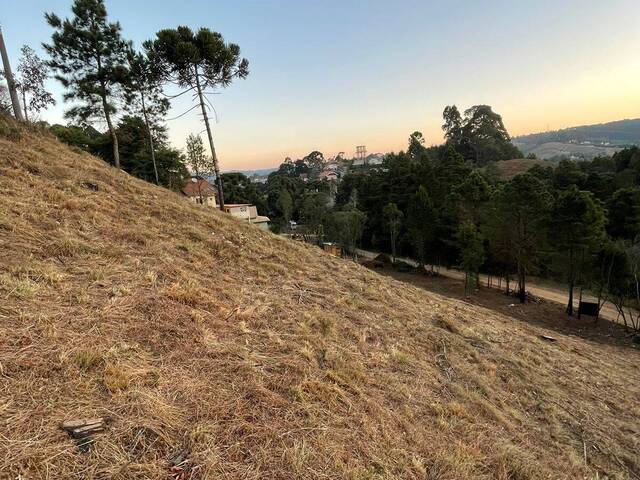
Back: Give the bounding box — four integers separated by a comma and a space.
513, 118, 640, 160
223, 167, 277, 177
491, 158, 554, 180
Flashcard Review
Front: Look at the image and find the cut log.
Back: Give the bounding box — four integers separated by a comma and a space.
62, 418, 104, 432
71, 423, 105, 439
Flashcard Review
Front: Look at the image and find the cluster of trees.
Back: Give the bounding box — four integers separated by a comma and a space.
335, 117, 640, 327
217, 104, 640, 329
2, 0, 248, 201
442, 104, 523, 165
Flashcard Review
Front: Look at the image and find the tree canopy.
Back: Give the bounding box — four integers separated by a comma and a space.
44, 0, 129, 167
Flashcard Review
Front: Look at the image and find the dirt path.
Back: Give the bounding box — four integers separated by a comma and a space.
356, 249, 621, 323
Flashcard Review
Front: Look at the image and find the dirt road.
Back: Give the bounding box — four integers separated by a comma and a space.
356, 249, 621, 322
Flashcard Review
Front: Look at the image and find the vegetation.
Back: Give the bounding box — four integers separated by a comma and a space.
16, 46, 55, 122
1, 118, 639, 479
123, 48, 169, 185
149, 26, 249, 208
44, 0, 129, 167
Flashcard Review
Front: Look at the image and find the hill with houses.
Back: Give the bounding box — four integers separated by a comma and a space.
513, 118, 640, 160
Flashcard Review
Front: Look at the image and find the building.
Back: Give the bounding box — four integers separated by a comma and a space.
352, 153, 384, 167
182, 177, 217, 208
223, 204, 270, 230
318, 170, 338, 181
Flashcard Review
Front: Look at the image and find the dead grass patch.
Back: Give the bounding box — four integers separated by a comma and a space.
164, 280, 204, 306
103, 363, 131, 393
74, 349, 104, 371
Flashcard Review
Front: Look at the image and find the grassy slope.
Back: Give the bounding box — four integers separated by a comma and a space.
492, 158, 554, 180
1, 121, 639, 479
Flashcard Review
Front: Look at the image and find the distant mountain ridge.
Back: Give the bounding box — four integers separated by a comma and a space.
513, 118, 640, 160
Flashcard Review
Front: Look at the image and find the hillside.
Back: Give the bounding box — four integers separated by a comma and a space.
491, 158, 554, 180
513, 118, 640, 159
1, 119, 639, 479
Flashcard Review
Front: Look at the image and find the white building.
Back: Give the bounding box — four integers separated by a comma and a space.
223, 204, 270, 230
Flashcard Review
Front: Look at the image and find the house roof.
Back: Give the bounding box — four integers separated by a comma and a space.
224, 204, 252, 209
182, 178, 216, 198
319, 171, 338, 180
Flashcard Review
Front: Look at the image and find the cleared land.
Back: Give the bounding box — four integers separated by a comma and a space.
1, 120, 639, 479
525, 142, 620, 160
492, 158, 554, 180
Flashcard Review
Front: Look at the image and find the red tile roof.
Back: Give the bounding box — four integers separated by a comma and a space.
182, 178, 216, 198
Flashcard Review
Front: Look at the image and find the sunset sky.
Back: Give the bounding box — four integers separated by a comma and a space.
3, 0, 640, 170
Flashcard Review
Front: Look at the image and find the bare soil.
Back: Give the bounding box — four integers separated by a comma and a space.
371, 267, 639, 350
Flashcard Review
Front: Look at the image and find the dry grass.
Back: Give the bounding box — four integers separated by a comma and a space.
492, 158, 554, 180
1, 116, 639, 479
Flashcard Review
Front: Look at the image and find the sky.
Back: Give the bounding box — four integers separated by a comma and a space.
2, 0, 640, 170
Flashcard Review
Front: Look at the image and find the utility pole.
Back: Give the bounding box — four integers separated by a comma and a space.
0, 26, 24, 121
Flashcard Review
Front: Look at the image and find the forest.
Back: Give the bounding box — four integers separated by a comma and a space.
223, 106, 640, 329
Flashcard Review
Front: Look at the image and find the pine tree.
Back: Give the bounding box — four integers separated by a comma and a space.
150, 26, 249, 209
383, 203, 403, 262
44, 0, 129, 168
124, 48, 169, 184
549, 186, 606, 315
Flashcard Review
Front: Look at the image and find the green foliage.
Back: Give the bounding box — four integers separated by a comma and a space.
406, 186, 436, 265
44, 0, 129, 166
277, 188, 293, 224
327, 205, 366, 258
115, 116, 186, 188
553, 159, 587, 189
150, 27, 249, 91
408, 131, 427, 159
220, 173, 264, 209
185, 133, 211, 178
607, 188, 640, 241
49, 123, 103, 153
383, 202, 403, 261
549, 186, 606, 314
453, 170, 491, 225
16, 46, 55, 121
550, 186, 606, 253
456, 222, 485, 295
484, 174, 551, 302
442, 104, 522, 165
300, 192, 330, 237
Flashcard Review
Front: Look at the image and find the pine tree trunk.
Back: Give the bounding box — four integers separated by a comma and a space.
391, 231, 396, 263
194, 67, 224, 210
140, 92, 159, 185
104, 105, 119, 169
99, 85, 119, 168
519, 266, 526, 304
566, 247, 574, 315
22, 90, 28, 123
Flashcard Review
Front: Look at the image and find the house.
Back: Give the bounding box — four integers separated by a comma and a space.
351, 153, 385, 168
318, 170, 338, 181
324, 161, 340, 171
223, 204, 270, 230
182, 177, 217, 208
